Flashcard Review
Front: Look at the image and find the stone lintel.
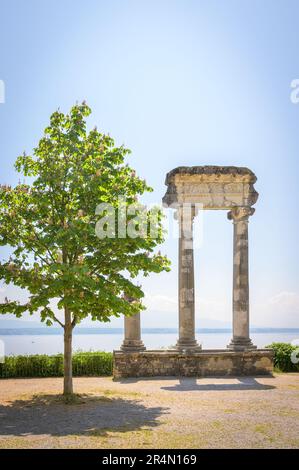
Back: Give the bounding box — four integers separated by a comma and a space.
163, 165, 258, 209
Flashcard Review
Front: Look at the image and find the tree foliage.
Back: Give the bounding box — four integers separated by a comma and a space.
0, 103, 170, 329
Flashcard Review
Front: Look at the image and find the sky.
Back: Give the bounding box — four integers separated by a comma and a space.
0, 0, 298, 329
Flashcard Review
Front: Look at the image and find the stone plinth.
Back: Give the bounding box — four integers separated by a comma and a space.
113, 349, 274, 379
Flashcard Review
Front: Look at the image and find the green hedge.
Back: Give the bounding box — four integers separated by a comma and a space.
0, 351, 113, 378
266, 343, 299, 372
2, 344, 299, 377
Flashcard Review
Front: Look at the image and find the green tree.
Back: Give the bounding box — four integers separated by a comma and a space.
0, 103, 170, 396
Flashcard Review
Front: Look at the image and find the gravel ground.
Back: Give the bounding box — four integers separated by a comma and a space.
0, 373, 298, 448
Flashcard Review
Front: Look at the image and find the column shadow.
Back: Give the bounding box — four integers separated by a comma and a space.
115, 375, 275, 391
160, 376, 275, 391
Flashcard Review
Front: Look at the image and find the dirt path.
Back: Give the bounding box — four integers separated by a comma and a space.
0, 374, 298, 448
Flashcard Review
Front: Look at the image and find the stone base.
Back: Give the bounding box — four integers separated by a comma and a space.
120, 340, 146, 352
176, 338, 202, 352
227, 337, 257, 351
113, 349, 274, 379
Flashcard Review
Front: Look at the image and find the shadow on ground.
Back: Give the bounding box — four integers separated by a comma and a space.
117, 377, 276, 391
162, 377, 276, 391
0, 394, 168, 437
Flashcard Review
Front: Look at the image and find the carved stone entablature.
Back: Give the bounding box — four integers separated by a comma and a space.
114, 164, 274, 376
162, 166, 258, 210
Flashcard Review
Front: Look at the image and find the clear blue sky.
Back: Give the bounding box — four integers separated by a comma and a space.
0, 0, 298, 328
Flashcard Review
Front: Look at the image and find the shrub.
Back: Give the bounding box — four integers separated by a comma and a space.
266, 342, 299, 372
0, 351, 113, 378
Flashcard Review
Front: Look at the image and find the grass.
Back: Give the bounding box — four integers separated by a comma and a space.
254, 424, 272, 435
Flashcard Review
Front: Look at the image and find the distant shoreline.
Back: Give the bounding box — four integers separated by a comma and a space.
1, 327, 299, 336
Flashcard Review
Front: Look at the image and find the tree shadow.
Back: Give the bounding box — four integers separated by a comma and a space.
160, 377, 276, 391
0, 394, 168, 437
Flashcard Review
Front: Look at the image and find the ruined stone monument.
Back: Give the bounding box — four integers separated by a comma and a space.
113, 166, 273, 378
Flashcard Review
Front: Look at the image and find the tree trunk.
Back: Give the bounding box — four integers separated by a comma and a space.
63, 308, 73, 396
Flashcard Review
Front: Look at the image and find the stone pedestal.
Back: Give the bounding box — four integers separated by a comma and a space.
176, 206, 200, 351
121, 312, 145, 352
227, 207, 256, 351
113, 349, 274, 379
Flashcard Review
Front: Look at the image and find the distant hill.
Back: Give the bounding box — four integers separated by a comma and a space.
0, 316, 232, 329
1, 315, 299, 332
0, 319, 47, 328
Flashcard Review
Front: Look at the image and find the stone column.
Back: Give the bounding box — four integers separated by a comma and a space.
121, 312, 146, 352
227, 207, 256, 351
176, 205, 200, 351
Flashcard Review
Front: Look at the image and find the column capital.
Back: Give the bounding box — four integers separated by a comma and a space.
227, 206, 255, 222
174, 203, 198, 222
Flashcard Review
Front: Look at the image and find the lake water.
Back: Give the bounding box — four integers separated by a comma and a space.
1, 329, 299, 355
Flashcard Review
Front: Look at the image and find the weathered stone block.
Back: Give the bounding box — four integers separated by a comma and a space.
113, 349, 274, 379
162, 166, 258, 210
